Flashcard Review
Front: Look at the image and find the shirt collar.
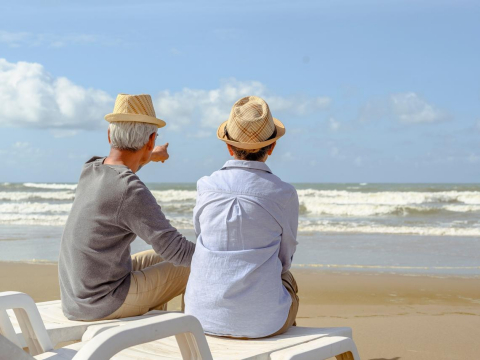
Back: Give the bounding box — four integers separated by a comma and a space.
221, 160, 272, 174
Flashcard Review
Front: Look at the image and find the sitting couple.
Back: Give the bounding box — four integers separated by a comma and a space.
59, 93, 299, 339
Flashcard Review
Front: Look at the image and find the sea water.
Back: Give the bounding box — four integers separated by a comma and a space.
0, 182, 479, 276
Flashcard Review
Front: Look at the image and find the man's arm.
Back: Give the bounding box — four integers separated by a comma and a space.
278, 189, 299, 273
119, 176, 195, 267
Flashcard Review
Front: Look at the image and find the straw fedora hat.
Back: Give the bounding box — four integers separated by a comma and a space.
105, 94, 166, 128
217, 96, 285, 150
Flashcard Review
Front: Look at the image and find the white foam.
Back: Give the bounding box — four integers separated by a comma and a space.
0, 202, 72, 214
298, 221, 480, 237
0, 213, 68, 226
0, 192, 75, 201
300, 203, 435, 217
444, 205, 480, 212
23, 183, 77, 190
297, 189, 480, 208
169, 217, 195, 229
151, 190, 197, 203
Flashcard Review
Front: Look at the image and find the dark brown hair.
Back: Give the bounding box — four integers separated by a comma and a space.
230, 144, 273, 161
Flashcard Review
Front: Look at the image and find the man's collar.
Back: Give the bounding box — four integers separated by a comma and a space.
221, 160, 272, 174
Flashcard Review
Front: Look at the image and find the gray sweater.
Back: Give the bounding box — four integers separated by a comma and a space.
59, 157, 195, 320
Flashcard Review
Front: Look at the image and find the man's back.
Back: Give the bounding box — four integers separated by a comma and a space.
59, 156, 194, 320
185, 160, 299, 338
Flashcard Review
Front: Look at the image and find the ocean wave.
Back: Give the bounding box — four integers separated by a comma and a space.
0, 212, 191, 228
297, 189, 480, 207
23, 183, 77, 190
298, 221, 480, 236
169, 217, 194, 229
0, 202, 72, 214
151, 190, 197, 203
301, 203, 439, 217
444, 205, 480, 213
1, 209, 478, 237
0, 213, 68, 226
0, 192, 75, 201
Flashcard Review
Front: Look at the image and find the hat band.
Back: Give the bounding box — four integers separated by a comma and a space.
224, 126, 277, 144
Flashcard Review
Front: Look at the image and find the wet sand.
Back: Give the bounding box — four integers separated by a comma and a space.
1, 262, 479, 359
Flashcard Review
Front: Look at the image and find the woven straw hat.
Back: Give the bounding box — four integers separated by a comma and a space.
217, 96, 285, 150
105, 94, 166, 128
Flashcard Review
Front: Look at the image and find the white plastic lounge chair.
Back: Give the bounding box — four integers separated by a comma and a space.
1, 291, 360, 359
4, 293, 171, 349
0, 291, 211, 360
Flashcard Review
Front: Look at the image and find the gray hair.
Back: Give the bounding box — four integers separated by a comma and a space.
109, 122, 157, 152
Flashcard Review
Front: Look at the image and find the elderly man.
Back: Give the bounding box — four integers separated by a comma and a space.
185, 96, 299, 338
59, 94, 195, 321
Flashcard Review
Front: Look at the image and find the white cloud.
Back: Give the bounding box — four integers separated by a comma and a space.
282, 152, 295, 161
13, 141, 29, 149
50, 129, 81, 138
476, 119, 480, 131
390, 93, 449, 124
359, 92, 449, 124
354, 156, 363, 167
328, 117, 341, 131
468, 153, 480, 163
155, 78, 331, 131
330, 146, 346, 160
213, 28, 242, 40
0, 30, 103, 48
0, 60, 330, 134
331, 147, 340, 157
3, 141, 43, 157
0, 58, 113, 130
187, 130, 211, 138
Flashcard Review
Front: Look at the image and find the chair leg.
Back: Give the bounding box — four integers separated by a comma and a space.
336, 352, 355, 360
175, 333, 195, 359
270, 336, 360, 360
0, 308, 22, 348
0, 292, 53, 356
175, 332, 206, 360
14, 308, 43, 355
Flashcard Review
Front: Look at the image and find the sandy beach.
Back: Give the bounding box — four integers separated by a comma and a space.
1, 262, 479, 359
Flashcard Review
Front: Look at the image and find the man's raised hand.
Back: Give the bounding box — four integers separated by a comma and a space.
150, 143, 170, 163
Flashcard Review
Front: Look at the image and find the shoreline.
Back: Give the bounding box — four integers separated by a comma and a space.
3, 259, 480, 279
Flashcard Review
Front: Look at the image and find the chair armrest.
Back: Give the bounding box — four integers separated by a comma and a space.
73, 313, 213, 360
80, 311, 179, 342
0, 291, 54, 355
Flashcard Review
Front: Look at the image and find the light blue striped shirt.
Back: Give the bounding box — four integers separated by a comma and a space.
185, 160, 299, 338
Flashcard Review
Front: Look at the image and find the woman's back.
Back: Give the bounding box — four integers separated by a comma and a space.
184, 160, 298, 338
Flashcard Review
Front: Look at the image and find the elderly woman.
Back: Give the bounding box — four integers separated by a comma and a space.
185, 96, 299, 338
59, 94, 194, 321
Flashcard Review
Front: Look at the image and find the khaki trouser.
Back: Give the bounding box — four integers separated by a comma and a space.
100, 250, 190, 320
268, 271, 299, 337
221, 271, 300, 339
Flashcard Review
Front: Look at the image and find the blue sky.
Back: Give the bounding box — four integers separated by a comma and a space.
0, 0, 479, 183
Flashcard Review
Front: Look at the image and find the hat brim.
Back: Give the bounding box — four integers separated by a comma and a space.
216, 117, 285, 150
105, 113, 166, 128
